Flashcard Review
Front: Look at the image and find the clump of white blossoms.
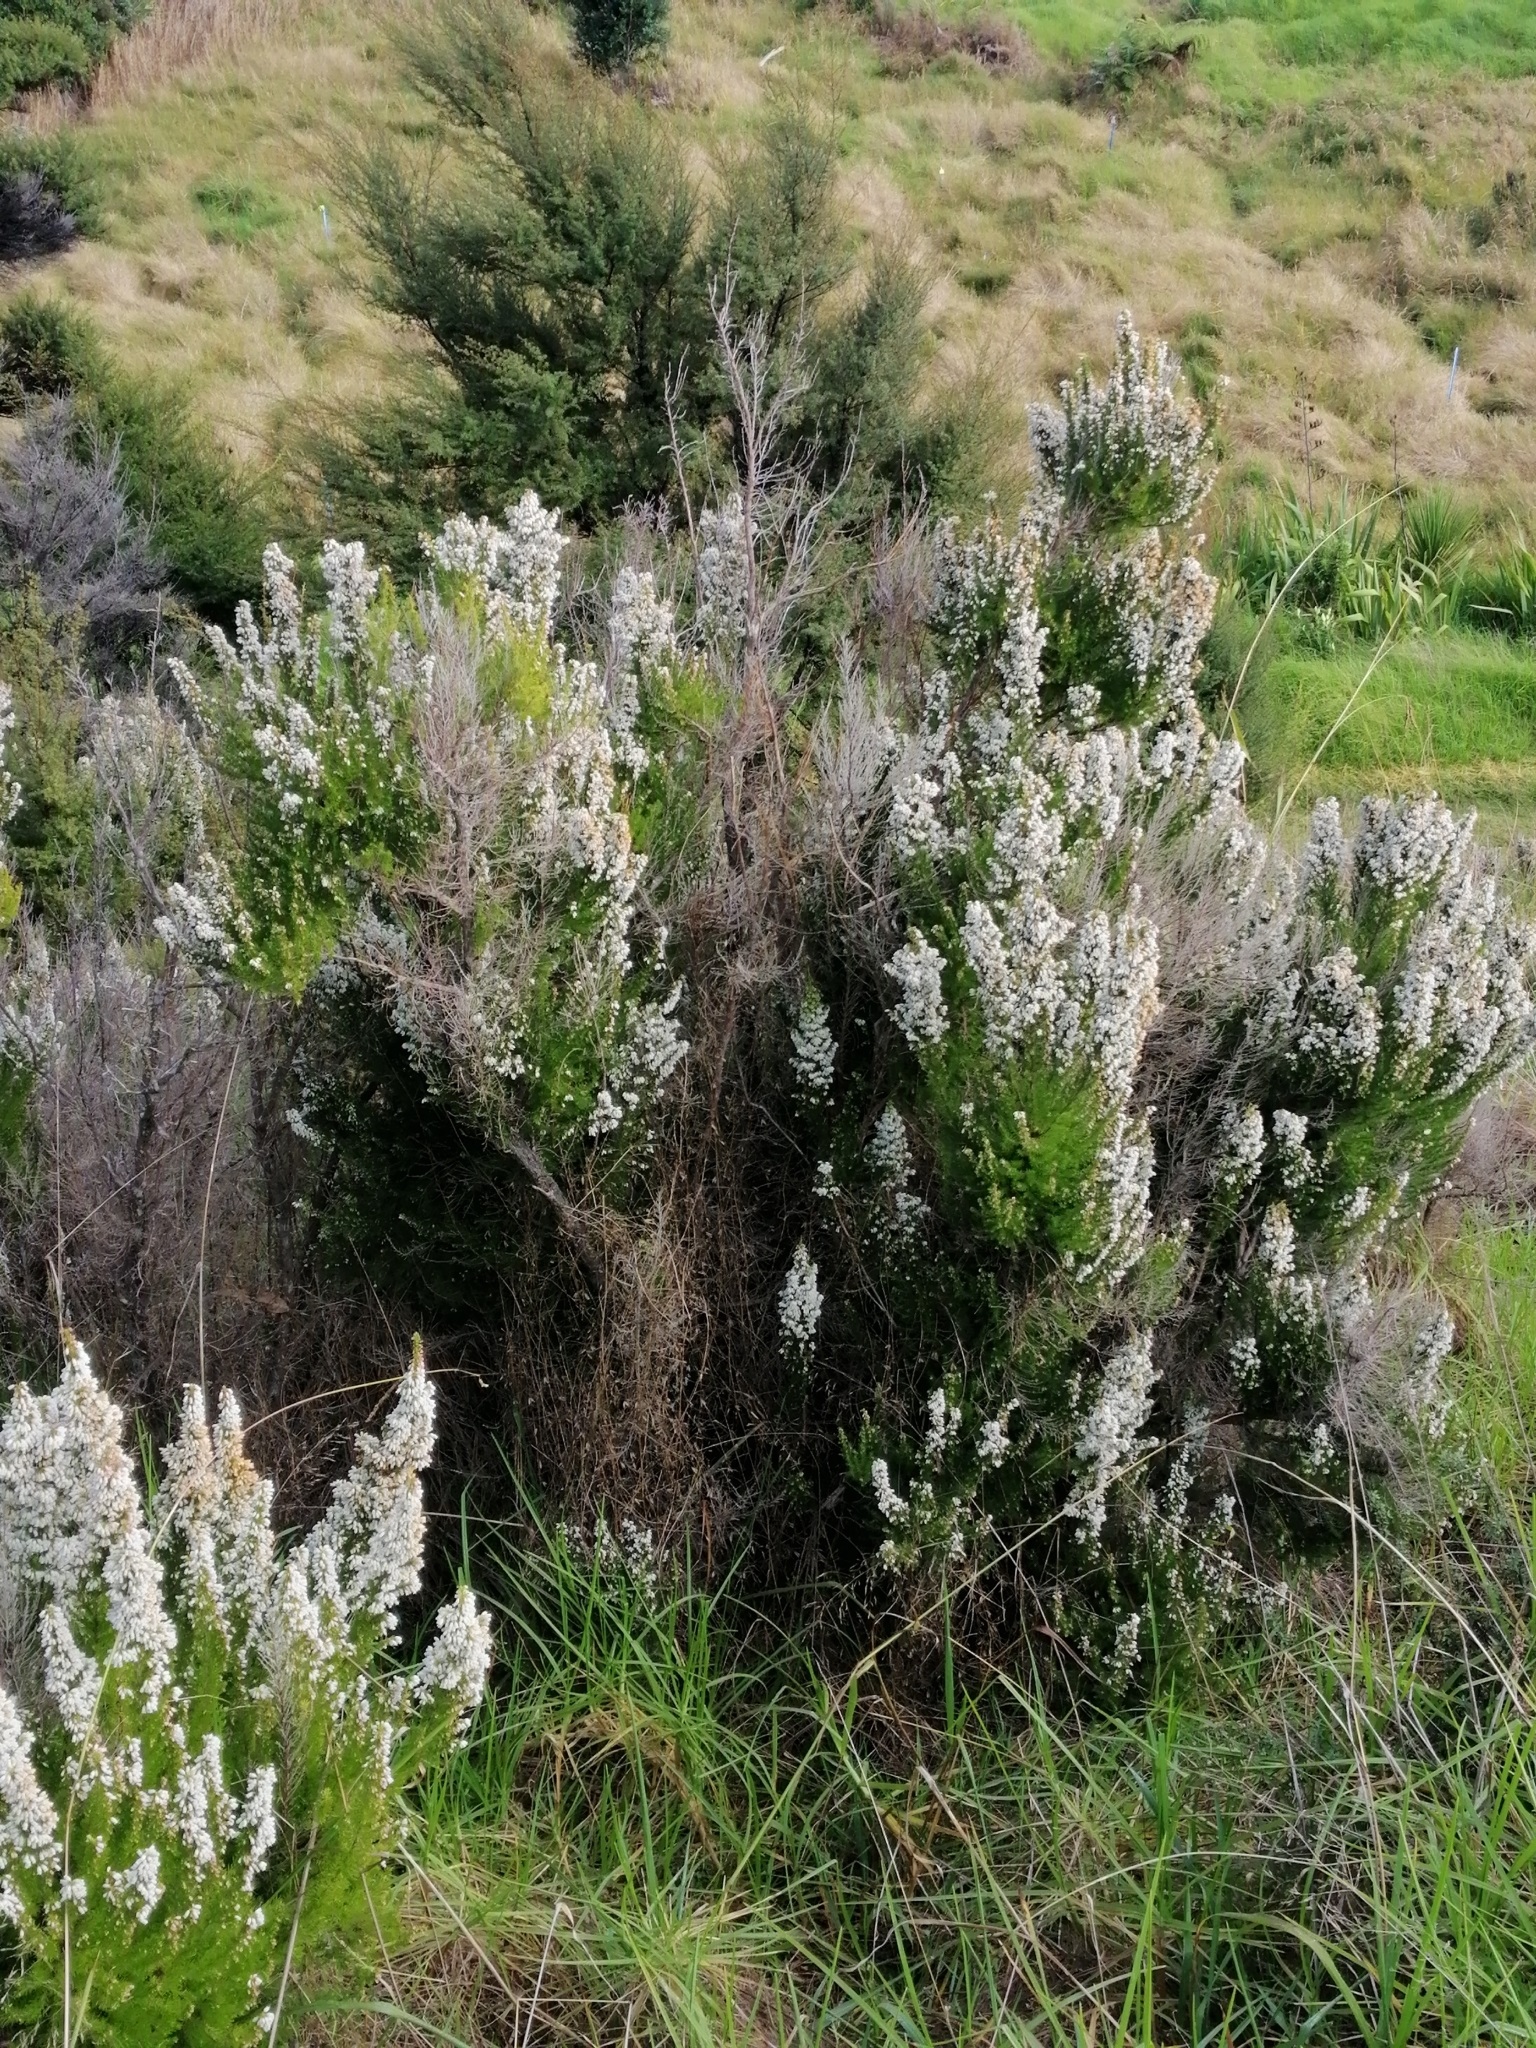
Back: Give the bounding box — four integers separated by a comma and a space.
0, 1334, 490, 2041
1067, 1333, 1159, 1544
885, 931, 948, 1050
1028, 310, 1211, 528
693, 494, 752, 646
779, 1242, 823, 1364
426, 489, 569, 640
790, 985, 837, 1099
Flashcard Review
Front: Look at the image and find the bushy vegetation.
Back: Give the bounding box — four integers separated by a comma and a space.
0, 1335, 489, 2039
568, 0, 667, 73
32, 314, 1513, 1681
0, 0, 143, 103
2, 0, 1536, 2025
319, 4, 963, 562
0, 294, 273, 616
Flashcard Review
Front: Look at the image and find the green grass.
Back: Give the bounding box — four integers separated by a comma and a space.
349, 1181, 1536, 2045
1235, 628, 1536, 818
376, 1406, 1536, 2047
1011, 0, 1536, 82
191, 172, 291, 245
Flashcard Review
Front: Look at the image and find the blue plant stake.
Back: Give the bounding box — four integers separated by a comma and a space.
1446, 345, 1460, 401
1108, 112, 1118, 150
321, 203, 333, 243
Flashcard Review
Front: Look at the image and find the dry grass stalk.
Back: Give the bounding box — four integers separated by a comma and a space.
90, 0, 311, 109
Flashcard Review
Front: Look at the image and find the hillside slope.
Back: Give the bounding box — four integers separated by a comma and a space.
8, 0, 1534, 501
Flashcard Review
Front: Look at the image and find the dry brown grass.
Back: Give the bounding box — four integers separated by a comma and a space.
90, 0, 310, 108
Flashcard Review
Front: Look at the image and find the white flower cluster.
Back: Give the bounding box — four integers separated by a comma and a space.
0, 1334, 176, 1701
527, 647, 645, 984
1216, 1104, 1265, 1193
1399, 1309, 1454, 1441
1297, 948, 1382, 1087
0, 923, 59, 1082
606, 565, 676, 774
0, 1335, 490, 1962
1067, 1332, 1159, 1544
865, 1104, 927, 1245
1391, 866, 1535, 1097
1354, 794, 1470, 909
864, 1378, 1015, 1572
778, 1242, 823, 1362
416, 514, 690, 1152
1027, 310, 1211, 525
1270, 1108, 1313, 1189
590, 981, 689, 1139
426, 490, 568, 641
557, 1513, 662, 1610
885, 930, 948, 1050
872, 1449, 966, 1572
157, 539, 424, 975
1283, 794, 1536, 1105
0, 676, 20, 836
790, 986, 837, 1099
694, 495, 751, 645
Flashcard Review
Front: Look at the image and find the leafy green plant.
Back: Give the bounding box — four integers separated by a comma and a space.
1463, 539, 1536, 637
0, 16, 91, 97
1075, 20, 1199, 101
1399, 487, 1479, 581
162, 538, 432, 992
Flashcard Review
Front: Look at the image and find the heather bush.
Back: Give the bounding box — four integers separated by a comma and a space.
11, 310, 1533, 1677
0, 402, 165, 647
0, 1334, 490, 2041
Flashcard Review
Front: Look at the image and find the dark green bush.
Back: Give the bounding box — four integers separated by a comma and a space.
0, 587, 97, 925
569, 0, 667, 71
0, 291, 105, 400
0, 15, 89, 96
0, 0, 143, 101
327, 15, 960, 558
0, 0, 143, 57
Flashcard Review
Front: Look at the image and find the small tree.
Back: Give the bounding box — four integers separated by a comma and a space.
570, 0, 668, 73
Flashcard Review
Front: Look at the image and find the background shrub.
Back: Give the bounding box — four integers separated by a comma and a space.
324, 15, 951, 559
0, 294, 273, 615
0, 16, 91, 96
569, 0, 667, 70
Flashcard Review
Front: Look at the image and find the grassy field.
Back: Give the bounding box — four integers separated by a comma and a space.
1236, 627, 1536, 818
8, 0, 1536, 493
6, 0, 1536, 817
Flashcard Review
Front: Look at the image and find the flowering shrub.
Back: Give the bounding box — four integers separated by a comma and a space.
769, 325, 1535, 1652
0, 1335, 490, 2041
33, 308, 1531, 1683
159, 539, 430, 994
